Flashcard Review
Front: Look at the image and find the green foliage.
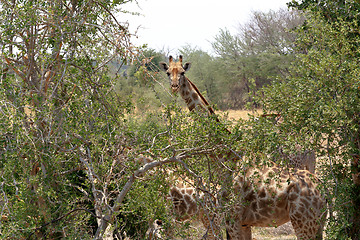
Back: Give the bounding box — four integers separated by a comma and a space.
260, 13, 360, 238
289, 0, 360, 24
0, 0, 148, 238
113, 48, 175, 113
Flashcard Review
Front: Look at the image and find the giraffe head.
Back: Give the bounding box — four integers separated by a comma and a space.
159, 55, 191, 93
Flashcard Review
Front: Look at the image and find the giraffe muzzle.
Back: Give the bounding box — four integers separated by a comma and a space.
171, 84, 179, 93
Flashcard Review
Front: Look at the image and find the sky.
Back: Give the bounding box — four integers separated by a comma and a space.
119, 0, 290, 55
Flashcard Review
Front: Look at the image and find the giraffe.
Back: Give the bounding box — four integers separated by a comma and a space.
225, 166, 326, 240
138, 155, 326, 240
158, 56, 323, 239
159, 55, 217, 115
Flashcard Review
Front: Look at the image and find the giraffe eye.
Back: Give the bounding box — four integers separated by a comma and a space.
180, 72, 185, 75
166, 72, 170, 76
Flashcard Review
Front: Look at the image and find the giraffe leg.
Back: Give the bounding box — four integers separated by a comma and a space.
226, 221, 252, 240
200, 211, 221, 240
289, 203, 325, 240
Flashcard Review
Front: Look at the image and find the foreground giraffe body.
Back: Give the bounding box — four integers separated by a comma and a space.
158, 56, 323, 239
226, 166, 326, 239
140, 153, 326, 240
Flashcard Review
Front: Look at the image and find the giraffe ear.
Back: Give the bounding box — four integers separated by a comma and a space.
159, 62, 168, 71
183, 62, 191, 71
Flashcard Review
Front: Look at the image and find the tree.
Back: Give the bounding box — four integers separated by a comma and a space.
288, 0, 360, 24
1, 2, 219, 238
211, 8, 304, 109
260, 13, 360, 239
0, 0, 153, 238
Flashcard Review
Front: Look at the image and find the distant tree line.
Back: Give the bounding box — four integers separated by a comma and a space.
116, 8, 304, 110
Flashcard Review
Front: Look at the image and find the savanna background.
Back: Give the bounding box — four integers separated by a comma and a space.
0, 0, 360, 239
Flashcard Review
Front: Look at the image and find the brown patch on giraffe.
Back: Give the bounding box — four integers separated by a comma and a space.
170, 187, 182, 199
259, 198, 274, 209
191, 92, 198, 100
289, 192, 299, 201
184, 194, 193, 205
302, 198, 310, 209
188, 204, 197, 216
244, 190, 256, 202
188, 103, 196, 111
298, 206, 306, 214
250, 202, 258, 212
186, 188, 194, 195
292, 211, 303, 222
244, 211, 256, 222
184, 97, 192, 105
276, 192, 288, 208
254, 212, 262, 221
258, 187, 266, 198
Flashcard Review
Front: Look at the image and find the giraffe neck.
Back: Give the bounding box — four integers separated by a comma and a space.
180, 77, 233, 135
180, 77, 215, 115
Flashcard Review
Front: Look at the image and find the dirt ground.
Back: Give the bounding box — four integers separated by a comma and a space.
187, 221, 296, 239
252, 222, 296, 239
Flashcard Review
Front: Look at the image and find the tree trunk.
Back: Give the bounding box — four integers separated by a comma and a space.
350, 116, 360, 240
351, 157, 360, 239
94, 206, 114, 240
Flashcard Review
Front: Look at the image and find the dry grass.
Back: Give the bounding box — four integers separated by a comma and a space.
219, 109, 263, 121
